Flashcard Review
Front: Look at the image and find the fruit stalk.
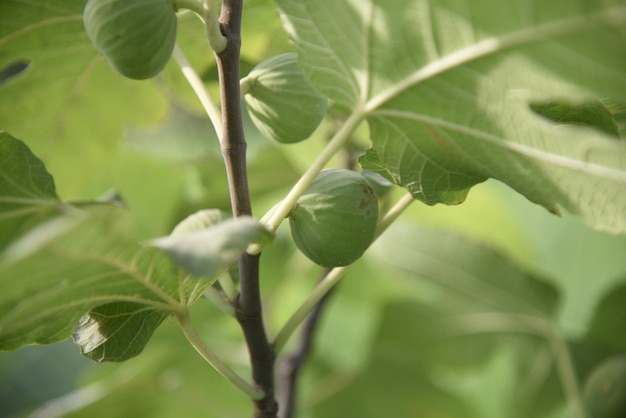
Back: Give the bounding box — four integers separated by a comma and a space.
176, 0, 226, 52
172, 44, 222, 142
202, 0, 227, 52
273, 192, 416, 353
176, 313, 264, 400
264, 112, 363, 232
214, 1, 277, 417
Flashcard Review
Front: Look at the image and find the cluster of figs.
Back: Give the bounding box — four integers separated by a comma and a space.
83, 0, 382, 267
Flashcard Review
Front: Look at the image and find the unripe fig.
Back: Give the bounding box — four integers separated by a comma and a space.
583, 356, 626, 418
83, 0, 177, 80
289, 169, 378, 267
362, 169, 395, 198
242, 53, 327, 144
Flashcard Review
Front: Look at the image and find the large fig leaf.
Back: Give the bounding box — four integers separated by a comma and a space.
0, 204, 221, 361
276, 0, 626, 233
0, 132, 61, 251
0, 206, 182, 353
0, 0, 168, 196
0, 138, 214, 361
317, 222, 561, 418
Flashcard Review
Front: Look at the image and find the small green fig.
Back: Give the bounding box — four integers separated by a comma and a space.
242, 53, 327, 144
83, 0, 177, 80
361, 169, 395, 198
289, 169, 378, 267
583, 356, 626, 418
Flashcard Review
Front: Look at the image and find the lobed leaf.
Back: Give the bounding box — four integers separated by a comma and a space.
276, 0, 626, 233
0, 126, 246, 361
0, 206, 183, 353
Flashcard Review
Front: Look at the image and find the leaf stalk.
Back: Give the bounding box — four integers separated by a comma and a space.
176, 0, 227, 52
176, 313, 264, 399
215, 0, 277, 415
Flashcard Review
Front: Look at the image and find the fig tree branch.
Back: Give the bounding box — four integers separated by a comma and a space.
276, 269, 337, 418
215, 1, 277, 417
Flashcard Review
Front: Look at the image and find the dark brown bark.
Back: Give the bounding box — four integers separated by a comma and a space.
276, 270, 336, 418
215, 1, 277, 416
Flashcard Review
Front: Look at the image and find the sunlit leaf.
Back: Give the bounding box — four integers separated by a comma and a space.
0, 0, 167, 196
530, 99, 621, 139
150, 217, 274, 277
73, 302, 169, 362
0, 206, 183, 353
0, 132, 61, 251
0, 129, 191, 361
170, 208, 230, 236
276, 0, 626, 233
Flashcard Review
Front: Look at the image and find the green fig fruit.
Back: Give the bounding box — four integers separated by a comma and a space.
242, 53, 327, 144
83, 0, 177, 80
289, 169, 378, 267
362, 169, 395, 198
583, 356, 626, 418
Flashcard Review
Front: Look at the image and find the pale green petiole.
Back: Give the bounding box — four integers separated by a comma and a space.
217, 272, 238, 301
176, 0, 227, 53
248, 112, 365, 255
201, 0, 227, 53
172, 44, 223, 144
177, 313, 265, 400
252, 112, 365, 249
239, 75, 256, 97
272, 192, 415, 353
203, 287, 237, 317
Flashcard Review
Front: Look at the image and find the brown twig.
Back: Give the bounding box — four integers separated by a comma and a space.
215, 1, 277, 416
277, 269, 336, 418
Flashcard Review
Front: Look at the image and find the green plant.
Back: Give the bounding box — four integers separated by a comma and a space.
83, 0, 179, 80
242, 53, 327, 144
1, 1, 626, 418
582, 356, 626, 418
288, 168, 378, 267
